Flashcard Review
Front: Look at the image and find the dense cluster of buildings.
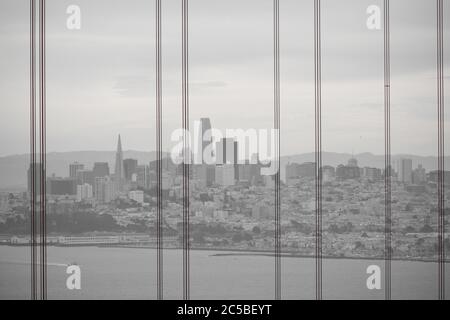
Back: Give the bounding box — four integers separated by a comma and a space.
27, 135, 147, 205
286, 156, 450, 186
1, 117, 449, 259
25, 118, 277, 206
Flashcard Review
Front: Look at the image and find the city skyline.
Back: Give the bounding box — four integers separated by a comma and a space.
1, 118, 450, 191
23, 127, 450, 195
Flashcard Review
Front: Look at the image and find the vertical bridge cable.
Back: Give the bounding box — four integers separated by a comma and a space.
383, 0, 392, 301
29, 0, 37, 301
273, 0, 281, 301
156, 0, 163, 300
182, 0, 190, 300
437, 0, 445, 301
314, 0, 322, 301
38, 0, 47, 300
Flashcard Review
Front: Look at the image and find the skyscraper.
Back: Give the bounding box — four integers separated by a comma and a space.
114, 134, 124, 191
94, 176, 116, 204
93, 162, 110, 178
123, 158, 138, 182
76, 169, 94, 186
216, 137, 238, 165
69, 162, 84, 178
47, 177, 77, 195
216, 137, 239, 180
136, 164, 150, 189
398, 158, 413, 184
76, 183, 93, 201
197, 118, 212, 164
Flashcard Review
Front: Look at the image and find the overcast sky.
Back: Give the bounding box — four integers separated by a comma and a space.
0, 0, 449, 158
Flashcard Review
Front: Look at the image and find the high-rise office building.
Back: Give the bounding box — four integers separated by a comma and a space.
216, 138, 238, 165
114, 134, 125, 191
76, 183, 93, 201
196, 117, 212, 164
93, 162, 110, 178
136, 164, 150, 189
398, 158, 413, 184
69, 162, 84, 178
76, 169, 94, 186
123, 158, 138, 182
47, 177, 77, 196
216, 137, 239, 180
94, 176, 116, 204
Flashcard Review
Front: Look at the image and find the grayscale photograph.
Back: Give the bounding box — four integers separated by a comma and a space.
0, 0, 449, 305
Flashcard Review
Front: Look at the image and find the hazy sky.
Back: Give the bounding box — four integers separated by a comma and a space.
0, 0, 449, 157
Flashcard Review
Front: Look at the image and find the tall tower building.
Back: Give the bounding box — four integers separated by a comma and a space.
114, 134, 125, 191
398, 158, 413, 184
216, 137, 239, 180
93, 162, 110, 178
123, 158, 138, 182
136, 164, 150, 189
94, 176, 116, 204
76, 169, 94, 186
197, 118, 212, 164
69, 162, 84, 178
216, 138, 238, 165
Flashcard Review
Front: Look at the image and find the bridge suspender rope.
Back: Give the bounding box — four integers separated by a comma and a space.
156, 0, 164, 301
30, 0, 37, 301
30, 0, 47, 300
39, 0, 47, 300
273, 0, 281, 301
182, 0, 190, 301
383, 0, 392, 301
437, 0, 445, 301
314, 0, 323, 301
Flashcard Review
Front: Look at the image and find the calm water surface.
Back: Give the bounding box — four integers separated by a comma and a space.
1, 246, 448, 299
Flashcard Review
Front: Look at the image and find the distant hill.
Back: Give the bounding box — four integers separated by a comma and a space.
0, 151, 448, 190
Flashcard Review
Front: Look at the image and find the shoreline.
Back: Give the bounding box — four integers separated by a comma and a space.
2, 243, 448, 264
94, 244, 450, 264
